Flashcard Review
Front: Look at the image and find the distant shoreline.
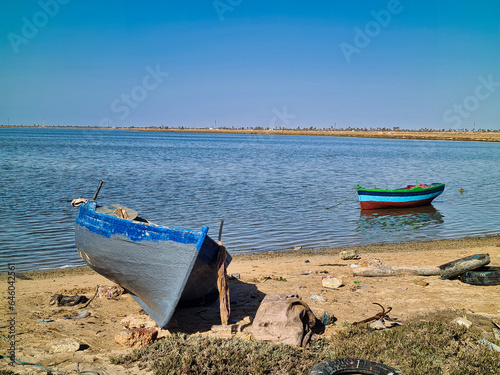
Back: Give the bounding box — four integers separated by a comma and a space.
2, 125, 500, 142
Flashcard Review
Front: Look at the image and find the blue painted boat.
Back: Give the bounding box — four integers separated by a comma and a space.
75, 201, 230, 328
356, 183, 445, 210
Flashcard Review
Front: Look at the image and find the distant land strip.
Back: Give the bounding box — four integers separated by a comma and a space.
2, 125, 500, 142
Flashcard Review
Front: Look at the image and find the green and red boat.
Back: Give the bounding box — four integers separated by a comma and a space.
356, 183, 445, 210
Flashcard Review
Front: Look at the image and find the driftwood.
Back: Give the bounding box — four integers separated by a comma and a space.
353, 266, 440, 277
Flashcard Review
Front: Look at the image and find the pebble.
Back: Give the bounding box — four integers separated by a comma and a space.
74, 310, 90, 319
51, 338, 81, 353
115, 328, 158, 348
452, 317, 472, 328
321, 276, 343, 289
340, 250, 360, 260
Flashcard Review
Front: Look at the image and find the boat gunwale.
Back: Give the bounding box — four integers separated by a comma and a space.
356, 183, 445, 196
76, 201, 206, 246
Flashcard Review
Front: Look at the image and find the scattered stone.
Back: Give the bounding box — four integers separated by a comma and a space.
211, 324, 231, 332
157, 329, 171, 339
321, 276, 343, 289
293, 246, 303, 250
114, 328, 158, 349
452, 317, 472, 328
51, 338, 81, 353
358, 258, 384, 268
121, 314, 158, 330
340, 250, 360, 260
413, 279, 429, 287
98, 285, 125, 298
74, 310, 90, 319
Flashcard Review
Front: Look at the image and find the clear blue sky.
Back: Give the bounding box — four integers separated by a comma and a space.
1, 1, 499, 129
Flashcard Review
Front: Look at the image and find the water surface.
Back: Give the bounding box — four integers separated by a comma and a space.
1, 128, 499, 272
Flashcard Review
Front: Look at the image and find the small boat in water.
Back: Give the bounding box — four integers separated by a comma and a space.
356, 183, 445, 210
75, 201, 231, 328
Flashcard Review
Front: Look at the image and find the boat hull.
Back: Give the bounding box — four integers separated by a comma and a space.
357, 183, 445, 210
75, 201, 228, 328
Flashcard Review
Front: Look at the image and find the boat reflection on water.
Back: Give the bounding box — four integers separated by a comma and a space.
356, 205, 444, 235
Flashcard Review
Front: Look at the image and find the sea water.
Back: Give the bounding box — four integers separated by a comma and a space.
1, 128, 499, 272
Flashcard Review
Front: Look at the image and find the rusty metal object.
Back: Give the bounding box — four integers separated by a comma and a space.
352, 303, 392, 325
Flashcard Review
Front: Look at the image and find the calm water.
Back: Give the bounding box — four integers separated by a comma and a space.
1, 128, 499, 272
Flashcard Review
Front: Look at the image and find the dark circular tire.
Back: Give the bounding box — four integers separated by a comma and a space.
439, 254, 490, 280
309, 358, 404, 375
459, 266, 500, 286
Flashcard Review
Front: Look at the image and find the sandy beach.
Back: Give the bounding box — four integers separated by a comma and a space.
134, 128, 500, 142
1, 235, 499, 374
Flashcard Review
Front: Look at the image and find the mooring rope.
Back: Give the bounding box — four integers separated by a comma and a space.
325, 188, 357, 209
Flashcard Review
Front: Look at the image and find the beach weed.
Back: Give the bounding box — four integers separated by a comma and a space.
110, 321, 500, 375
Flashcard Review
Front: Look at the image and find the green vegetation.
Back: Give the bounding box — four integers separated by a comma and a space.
110, 321, 500, 375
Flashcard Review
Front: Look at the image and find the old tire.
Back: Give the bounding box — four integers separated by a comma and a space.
309, 358, 403, 375
439, 254, 490, 280
459, 266, 500, 286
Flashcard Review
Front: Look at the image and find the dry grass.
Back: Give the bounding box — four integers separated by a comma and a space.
110, 320, 500, 375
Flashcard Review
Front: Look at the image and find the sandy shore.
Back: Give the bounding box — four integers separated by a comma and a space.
137, 128, 500, 142
1, 236, 499, 374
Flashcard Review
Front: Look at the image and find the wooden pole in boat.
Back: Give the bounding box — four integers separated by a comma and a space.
218, 219, 224, 241
92, 180, 104, 201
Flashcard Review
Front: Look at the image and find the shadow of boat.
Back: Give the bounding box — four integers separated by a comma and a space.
171, 278, 265, 334
356, 205, 444, 232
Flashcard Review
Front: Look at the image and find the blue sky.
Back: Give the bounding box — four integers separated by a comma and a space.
1, 1, 499, 129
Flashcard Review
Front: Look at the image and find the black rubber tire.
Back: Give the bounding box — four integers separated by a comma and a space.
309, 358, 404, 375
459, 266, 500, 286
439, 254, 490, 280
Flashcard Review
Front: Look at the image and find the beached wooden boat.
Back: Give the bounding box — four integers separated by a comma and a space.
356, 183, 445, 210
75, 201, 231, 328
